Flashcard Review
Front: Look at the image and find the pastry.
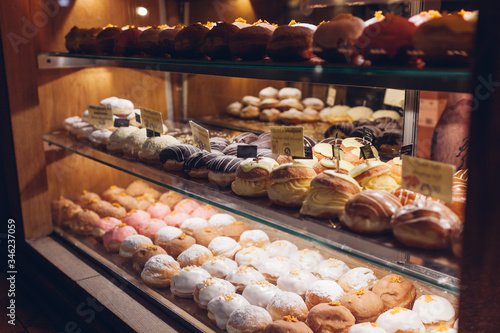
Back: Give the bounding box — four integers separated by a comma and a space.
208, 236, 242, 259
201, 256, 238, 279
159, 144, 200, 171
210, 137, 231, 152
302, 108, 321, 123
137, 218, 167, 240
241, 96, 261, 108
337, 267, 378, 292
377, 130, 402, 158
265, 316, 313, 333
100, 96, 134, 118
313, 159, 355, 175
258, 256, 292, 285
131, 244, 167, 273
391, 187, 426, 206
259, 87, 279, 100
349, 126, 382, 143
138, 135, 180, 166
223, 143, 248, 156
259, 98, 280, 110
278, 87, 301, 100
140, 254, 180, 288
192, 227, 221, 247
177, 244, 213, 267
289, 249, 325, 272
69, 209, 100, 235
207, 293, 251, 330
320, 106, 351, 124
207, 213, 236, 228
242, 279, 281, 308
340, 288, 385, 323
265, 240, 298, 258
412, 295, 456, 331
92, 216, 122, 240
347, 106, 374, 122
158, 25, 183, 56
307, 302, 356, 332
227, 101, 243, 117
279, 109, 305, 124
313, 259, 350, 281
137, 25, 168, 56
302, 97, 325, 111
155, 226, 196, 259
123, 209, 151, 231
119, 234, 153, 261
88, 129, 113, 150
239, 230, 270, 248
229, 25, 274, 61
349, 161, 398, 192
76, 190, 101, 207
305, 280, 345, 309
372, 274, 416, 311
202, 21, 240, 60
180, 217, 208, 236
174, 199, 201, 214
170, 265, 211, 298
260, 108, 281, 122
108, 193, 139, 211
267, 291, 309, 321
226, 305, 273, 333
267, 22, 316, 62
300, 171, 362, 219
174, 23, 210, 59
277, 269, 319, 298
375, 307, 425, 333
146, 202, 171, 220
122, 128, 148, 160
184, 150, 225, 178
240, 105, 260, 119
114, 26, 142, 56
158, 191, 184, 209
386, 157, 402, 185
347, 323, 387, 333
96, 25, 122, 54
194, 277, 236, 309
220, 221, 251, 241
207, 155, 243, 187
86, 200, 127, 220
51, 197, 82, 226
277, 98, 304, 111
234, 246, 269, 269
101, 186, 125, 202
225, 265, 266, 293
231, 157, 278, 197
268, 162, 317, 207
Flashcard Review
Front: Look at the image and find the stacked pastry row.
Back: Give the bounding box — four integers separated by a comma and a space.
65, 10, 477, 67
52, 184, 459, 333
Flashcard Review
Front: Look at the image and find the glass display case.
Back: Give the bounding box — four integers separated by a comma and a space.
2, 0, 499, 331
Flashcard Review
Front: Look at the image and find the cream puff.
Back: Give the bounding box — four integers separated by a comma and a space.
140, 254, 180, 288
268, 162, 317, 207
231, 157, 278, 197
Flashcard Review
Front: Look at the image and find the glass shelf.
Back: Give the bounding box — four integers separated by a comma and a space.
44, 131, 460, 293
37, 53, 472, 93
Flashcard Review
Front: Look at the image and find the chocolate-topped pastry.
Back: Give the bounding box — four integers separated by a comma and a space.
233, 132, 259, 144
138, 26, 167, 56
378, 130, 403, 156
352, 118, 375, 128
65, 26, 85, 53
207, 156, 243, 187
229, 26, 274, 61
222, 143, 248, 156
174, 23, 210, 59
303, 135, 317, 147
350, 125, 382, 142
267, 23, 316, 62
96, 25, 122, 54
159, 25, 183, 56
184, 150, 224, 178
255, 140, 272, 150
257, 132, 271, 141
79, 27, 103, 54
114, 26, 143, 56
374, 117, 401, 131
202, 22, 240, 60
324, 122, 354, 139
320, 137, 343, 145
257, 149, 278, 160
210, 137, 231, 152
160, 144, 200, 171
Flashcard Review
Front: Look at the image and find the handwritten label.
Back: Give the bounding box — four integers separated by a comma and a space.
326, 85, 337, 106
88, 105, 113, 127
400, 144, 413, 156
270, 126, 304, 157
114, 118, 129, 127
360, 145, 376, 160
140, 107, 163, 136
401, 155, 455, 202
189, 121, 211, 152
384, 89, 405, 109
237, 145, 257, 158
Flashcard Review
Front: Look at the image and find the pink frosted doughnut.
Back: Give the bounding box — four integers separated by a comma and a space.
123, 209, 151, 231
102, 224, 138, 252
191, 204, 218, 219
138, 218, 167, 239
173, 198, 201, 214
163, 211, 190, 227
92, 216, 122, 239
146, 202, 171, 219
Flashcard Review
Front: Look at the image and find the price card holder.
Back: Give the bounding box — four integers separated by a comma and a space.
135, 112, 141, 124
140, 107, 163, 137
332, 145, 345, 160
114, 118, 130, 128
270, 126, 304, 157
401, 155, 455, 202
400, 144, 413, 156
360, 145, 376, 160
383, 89, 405, 109
326, 85, 337, 106
189, 121, 211, 152
293, 146, 313, 159
237, 145, 258, 158
88, 105, 113, 128
363, 126, 374, 143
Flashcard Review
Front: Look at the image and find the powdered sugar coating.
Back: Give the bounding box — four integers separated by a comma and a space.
195, 277, 236, 308
207, 213, 236, 228
348, 322, 387, 333
267, 291, 308, 321
305, 280, 345, 308
119, 234, 153, 258
207, 293, 250, 330
226, 305, 272, 332
177, 244, 213, 266
234, 246, 269, 268
208, 236, 242, 259
277, 269, 319, 297
170, 266, 211, 297
412, 295, 455, 325
201, 256, 238, 279
89, 129, 112, 147
140, 254, 179, 286
163, 211, 190, 227
154, 226, 183, 243
239, 230, 270, 248
225, 266, 265, 291
338, 267, 378, 292
313, 258, 350, 281
376, 307, 425, 333
258, 256, 292, 282
289, 249, 325, 272
138, 135, 180, 161
180, 217, 208, 235
265, 240, 299, 258
242, 280, 282, 308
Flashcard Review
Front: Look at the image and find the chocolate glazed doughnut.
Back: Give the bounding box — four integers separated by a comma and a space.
207, 155, 243, 187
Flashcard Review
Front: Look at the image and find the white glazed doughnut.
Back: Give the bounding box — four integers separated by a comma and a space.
194, 277, 236, 309
348, 322, 388, 333
201, 256, 238, 279
338, 267, 378, 292
289, 249, 325, 272
234, 246, 269, 268
180, 217, 208, 236
376, 307, 425, 333
238, 230, 270, 248
241, 279, 282, 309
170, 265, 211, 298
258, 256, 292, 285
207, 293, 250, 330
208, 236, 242, 259
225, 265, 265, 293
277, 269, 319, 298
265, 240, 299, 258
313, 258, 350, 281
412, 295, 456, 329
208, 213, 236, 228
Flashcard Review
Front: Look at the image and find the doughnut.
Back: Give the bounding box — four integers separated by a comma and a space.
96, 25, 122, 54
207, 156, 243, 187
340, 190, 402, 234
302, 97, 324, 111
320, 106, 351, 124
114, 26, 143, 56
241, 97, 261, 108
226, 304, 273, 333
260, 98, 280, 110
138, 135, 180, 166
207, 293, 251, 330
201, 256, 238, 279
63, 115, 82, 131
240, 105, 260, 119
163, 211, 190, 228
92, 217, 122, 240
268, 162, 317, 207
190, 204, 218, 220
174, 23, 210, 59
223, 143, 247, 156
279, 109, 305, 124
101, 186, 126, 202
258, 257, 292, 284
155, 227, 196, 259
429, 326, 457, 333
386, 157, 402, 185
312, 159, 355, 175
107, 193, 139, 211
377, 130, 403, 158
88, 129, 113, 150
146, 203, 171, 220
231, 157, 278, 198
267, 22, 316, 62
372, 274, 416, 311
202, 22, 240, 60
158, 25, 183, 56
69, 209, 100, 236
192, 227, 222, 247
131, 244, 167, 273
265, 240, 298, 258
391, 200, 461, 249
106, 126, 139, 155
289, 249, 325, 272
340, 288, 384, 323
278, 87, 301, 100
313, 14, 365, 63
323, 121, 353, 140
137, 26, 167, 56
337, 267, 378, 292
239, 230, 270, 248
305, 280, 345, 309
220, 221, 251, 241
137, 218, 167, 240
177, 244, 213, 267
227, 101, 243, 117
300, 171, 362, 219
208, 236, 242, 259
265, 316, 313, 333
159, 144, 200, 171
174, 198, 201, 214
86, 200, 127, 220
140, 254, 180, 288
259, 87, 279, 100
408, 10, 442, 27
229, 25, 274, 61
349, 126, 382, 143
170, 265, 211, 298
180, 217, 208, 236
225, 265, 265, 293
76, 190, 101, 207
211, 137, 231, 152
51, 197, 82, 226
306, 302, 355, 331
391, 187, 427, 206
242, 279, 281, 308
158, 191, 184, 209
125, 180, 153, 197
302, 108, 320, 123
267, 291, 309, 321
235, 246, 269, 269
347, 323, 387, 333
194, 277, 236, 309
349, 161, 398, 192
119, 234, 153, 261
208, 213, 236, 228
122, 128, 148, 160
313, 258, 350, 281
375, 307, 425, 333
412, 295, 456, 330
277, 269, 319, 298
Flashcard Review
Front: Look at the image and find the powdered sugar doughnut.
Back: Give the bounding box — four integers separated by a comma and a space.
412, 295, 456, 330
289, 249, 325, 272
194, 277, 236, 309
305, 280, 345, 309
226, 305, 273, 333
180, 217, 208, 236
376, 307, 425, 333
235, 246, 269, 268
258, 256, 292, 284
239, 230, 270, 248
348, 322, 387, 333
225, 265, 265, 293
92, 217, 122, 239
119, 234, 153, 260
207, 293, 250, 330
140, 254, 180, 288
242, 279, 281, 309
208, 236, 242, 259
132, 244, 167, 273
123, 209, 151, 230
313, 258, 350, 281
102, 224, 138, 252
137, 218, 167, 240
191, 204, 218, 219
163, 211, 189, 227
170, 265, 211, 298
265, 240, 298, 258
338, 267, 378, 292
201, 256, 238, 279
277, 269, 319, 298
173, 198, 200, 214
146, 202, 171, 219
155, 226, 196, 259
177, 244, 213, 267
267, 291, 309, 321
207, 213, 236, 228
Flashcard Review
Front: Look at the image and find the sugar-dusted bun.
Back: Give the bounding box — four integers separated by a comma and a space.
347, 106, 373, 122
347, 322, 387, 333
170, 265, 211, 298
313, 258, 350, 281
242, 279, 281, 308
122, 128, 148, 160
320, 106, 351, 124
260, 108, 281, 122
376, 307, 425, 333
202, 256, 238, 279
240, 105, 260, 119
338, 267, 378, 292
412, 295, 456, 331
119, 234, 153, 260
267, 23, 316, 62
391, 200, 461, 249
300, 171, 362, 219
265, 316, 313, 333
302, 107, 320, 123
305, 280, 345, 309
258, 256, 291, 285
267, 291, 309, 321
265, 240, 298, 258
177, 244, 213, 267
268, 162, 317, 207
229, 25, 274, 60
340, 288, 385, 323
279, 109, 304, 124
227, 101, 243, 117
155, 226, 196, 259
372, 274, 416, 311
202, 21, 240, 60
138, 135, 180, 166
174, 23, 210, 59
260, 98, 280, 110
131, 244, 167, 273
278, 87, 302, 100
69, 209, 100, 236
107, 126, 139, 155
76, 190, 101, 207
277, 269, 319, 298
180, 216, 208, 235
239, 229, 270, 248
302, 97, 325, 111
140, 254, 180, 288
51, 197, 82, 227
340, 190, 402, 234
259, 86, 279, 100
289, 249, 325, 272
226, 305, 273, 333
235, 246, 269, 269
208, 236, 242, 259
225, 265, 266, 293
232, 157, 279, 197
193, 276, 236, 309
306, 302, 355, 332
207, 293, 251, 330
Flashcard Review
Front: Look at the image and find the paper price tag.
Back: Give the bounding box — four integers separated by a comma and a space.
189, 121, 211, 152
237, 145, 258, 158
401, 155, 455, 202
88, 105, 113, 127
326, 85, 337, 106
384, 89, 405, 109
270, 126, 304, 157
140, 107, 163, 136
293, 146, 312, 159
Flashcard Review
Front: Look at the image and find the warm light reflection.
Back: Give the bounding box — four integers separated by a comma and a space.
136, 6, 148, 17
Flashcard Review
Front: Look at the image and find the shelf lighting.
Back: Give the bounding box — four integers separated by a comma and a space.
136, 6, 148, 17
